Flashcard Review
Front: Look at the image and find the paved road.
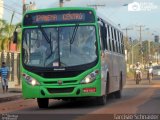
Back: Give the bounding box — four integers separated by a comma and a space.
0, 78, 160, 120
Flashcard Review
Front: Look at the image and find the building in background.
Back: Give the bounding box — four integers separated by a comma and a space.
0, 0, 3, 19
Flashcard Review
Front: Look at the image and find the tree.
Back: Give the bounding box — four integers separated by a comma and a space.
0, 19, 16, 51
0, 19, 9, 51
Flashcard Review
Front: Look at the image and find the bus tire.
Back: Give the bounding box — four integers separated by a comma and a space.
96, 95, 106, 105
106, 72, 109, 99
114, 90, 122, 99
37, 98, 49, 108
96, 72, 108, 105
114, 72, 122, 99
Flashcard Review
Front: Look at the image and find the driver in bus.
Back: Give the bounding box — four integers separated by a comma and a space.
31, 36, 47, 66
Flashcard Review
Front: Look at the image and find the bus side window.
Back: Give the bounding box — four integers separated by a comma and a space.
99, 24, 106, 51
116, 31, 120, 53
122, 34, 125, 54
111, 27, 115, 52
99, 25, 104, 51
105, 24, 108, 50
118, 32, 122, 54
120, 34, 124, 54
108, 25, 112, 51
117, 32, 120, 54
114, 29, 118, 53
105, 25, 109, 51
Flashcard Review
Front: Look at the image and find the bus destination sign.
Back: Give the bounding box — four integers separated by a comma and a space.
24, 10, 95, 26
35, 13, 85, 22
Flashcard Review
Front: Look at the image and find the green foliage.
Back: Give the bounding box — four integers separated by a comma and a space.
127, 70, 134, 79
0, 19, 7, 39
17, 32, 22, 51
127, 39, 160, 65
0, 19, 17, 51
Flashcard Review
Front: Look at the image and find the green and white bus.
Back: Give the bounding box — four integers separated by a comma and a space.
14, 7, 126, 108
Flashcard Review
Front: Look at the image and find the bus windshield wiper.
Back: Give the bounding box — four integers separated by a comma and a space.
38, 25, 53, 66
38, 25, 51, 44
70, 24, 79, 52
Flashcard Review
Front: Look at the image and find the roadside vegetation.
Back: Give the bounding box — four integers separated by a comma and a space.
0, 19, 21, 52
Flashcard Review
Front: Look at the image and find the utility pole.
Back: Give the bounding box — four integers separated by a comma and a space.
146, 28, 151, 61
23, 0, 36, 14
8, 11, 15, 51
122, 28, 132, 40
59, 0, 64, 7
136, 25, 145, 46
130, 37, 134, 65
59, 0, 71, 7
136, 25, 145, 65
87, 4, 106, 10
23, 0, 26, 14
122, 27, 132, 64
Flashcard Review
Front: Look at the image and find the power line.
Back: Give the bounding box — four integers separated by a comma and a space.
1, 9, 21, 22
87, 4, 106, 9
122, 27, 133, 38
135, 25, 145, 64
135, 25, 145, 45
4, 4, 22, 14
3, 0, 22, 16
2, 5, 22, 15
5, 0, 22, 8
3, 8, 21, 19
4, 3, 21, 11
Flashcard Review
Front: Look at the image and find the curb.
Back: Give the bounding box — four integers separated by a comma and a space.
0, 94, 22, 103
8, 89, 22, 93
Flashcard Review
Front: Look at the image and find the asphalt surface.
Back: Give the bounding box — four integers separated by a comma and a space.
0, 77, 160, 120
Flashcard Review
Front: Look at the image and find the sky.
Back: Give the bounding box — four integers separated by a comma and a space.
3, 0, 160, 41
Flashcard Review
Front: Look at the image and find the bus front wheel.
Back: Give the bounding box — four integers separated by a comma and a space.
96, 95, 106, 105
37, 98, 49, 108
96, 82, 108, 105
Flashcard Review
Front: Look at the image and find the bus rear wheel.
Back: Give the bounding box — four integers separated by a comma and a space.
114, 72, 122, 99
114, 90, 122, 99
37, 98, 49, 108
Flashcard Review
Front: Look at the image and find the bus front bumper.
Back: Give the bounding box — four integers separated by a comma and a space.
22, 80, 101, 99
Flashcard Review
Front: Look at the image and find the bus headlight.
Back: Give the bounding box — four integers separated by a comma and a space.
80, 70, 99, 84
22, 73, 40, 86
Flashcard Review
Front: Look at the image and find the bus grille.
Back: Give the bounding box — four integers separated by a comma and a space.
47, 87, 74, 94
43, 80, 77, 85
34, 71, 84, 78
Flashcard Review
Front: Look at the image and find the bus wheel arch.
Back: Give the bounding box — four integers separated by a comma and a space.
114, 71, 123, 99
120, 71, 123, 90
96, 71, 109, 105
106, 71, 110, 95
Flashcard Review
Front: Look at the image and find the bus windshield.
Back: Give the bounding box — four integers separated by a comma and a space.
22, 26, 97, 68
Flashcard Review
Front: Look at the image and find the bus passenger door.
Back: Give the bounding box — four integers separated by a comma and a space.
99, 22, 108, 96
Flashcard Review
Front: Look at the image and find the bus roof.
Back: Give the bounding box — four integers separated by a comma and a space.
23, 7, 97, 26
25, 7, 96, 15
97, 10, 122, 32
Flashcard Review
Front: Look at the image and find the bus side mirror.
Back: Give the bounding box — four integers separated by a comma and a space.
13, 31, 18, 44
